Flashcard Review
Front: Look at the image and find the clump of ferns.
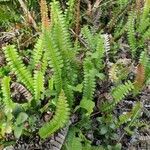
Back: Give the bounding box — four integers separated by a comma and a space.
0, 0, 106, 140
0, 0, 74, 139
127, 0, 150, 58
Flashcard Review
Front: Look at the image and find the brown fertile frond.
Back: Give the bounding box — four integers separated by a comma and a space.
136, 0, 144, 14
40, 0, 50, 30
134, 63, 145, 90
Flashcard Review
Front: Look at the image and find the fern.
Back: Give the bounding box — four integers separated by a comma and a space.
118, 112, 132, 126
43, 27, 63, 93
139, 51, 149, 68
32, 35, 44, 69
51, 0, 76, 86
127, 13, 137, 57
39, 90, 70, 139
80, 58, 96, 115
1, 76, 14, 113
64, 0, 76, 26
3, 45, 34, 93
40, 0, 64, 94
142, 28, 150, 41
51, 0, 73, 58
125, 102, 142, 132
33, 71, 44, 102
112, 80, 134, 102
102, 81, 134, 112
81, 26, 95, 51
134, 64, 145, 94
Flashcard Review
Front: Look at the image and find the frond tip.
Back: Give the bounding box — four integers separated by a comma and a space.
39, 90, 70, 139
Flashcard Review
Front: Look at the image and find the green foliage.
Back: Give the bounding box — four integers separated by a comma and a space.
102, 81, 134, 112
0, 0, 149, 148
39, 90, 70, 139
1, 76, 14, 112
33, 71, 44, 102
127, 13, 136, 57
3, 45, 34, 93
80, 58, 96, 115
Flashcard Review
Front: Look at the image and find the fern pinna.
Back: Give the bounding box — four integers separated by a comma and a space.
39, 90, 70, 139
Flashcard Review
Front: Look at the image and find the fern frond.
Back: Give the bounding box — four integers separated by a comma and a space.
63, 80, 74, 107
41, 51, 48, 74
139, 51, 149, 68
43, 28, 63, 93
51, 0, 73, 58
50, 121, 71, 150
3, 45, 34, 93
141, 0, 150, 22
51, 0, 76, 86
32, 35, 44, 69
134, 64, 145, 93
64, 0, 76, 26
127, 13, 137, 57
40, 0, 50, 30
127, 102, 142, 128
39, 90, 70, 139
81, 26, 95, 51
11, 82, 32, 103
143, 28, 150, 41
82, 58, 96, 101
1, 76, 14, 112
93, 34, 105, 69
112, 80, 134, 101
118, 112, 132, 126
33, 71, 44, 102
102, 81, 134, 112
109, 63, 118, 82
80, 58, 96, 114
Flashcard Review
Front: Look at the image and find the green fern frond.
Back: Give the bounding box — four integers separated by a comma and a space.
51, 0, 76, 86
81, 26, 95, 51
41, 51, 48, 74
1, 76, 14, 112
139, 51, 149, 68
141, 0, 150, 22
92, 34, 105, 69
32, 35, 44, 69
51, 0, 73, 58
64, 0, 76, 26
138, 18, 150, 34
63, 80, 74, 107
118, 112, 132, 126
43, 29, 63, 93
39, 90, 70, 139
3, 45, 34, 93
80, 58, 96, 114
102, 81, 134, 112
127, 102, 142, 127
112, 80, 134, 102
143, 28, 150, 41
127, 13, 137, 57
33, 71, 44, 102
82, 58, 96, 101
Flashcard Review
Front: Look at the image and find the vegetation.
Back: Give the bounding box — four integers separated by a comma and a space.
0, 0, 150, 149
